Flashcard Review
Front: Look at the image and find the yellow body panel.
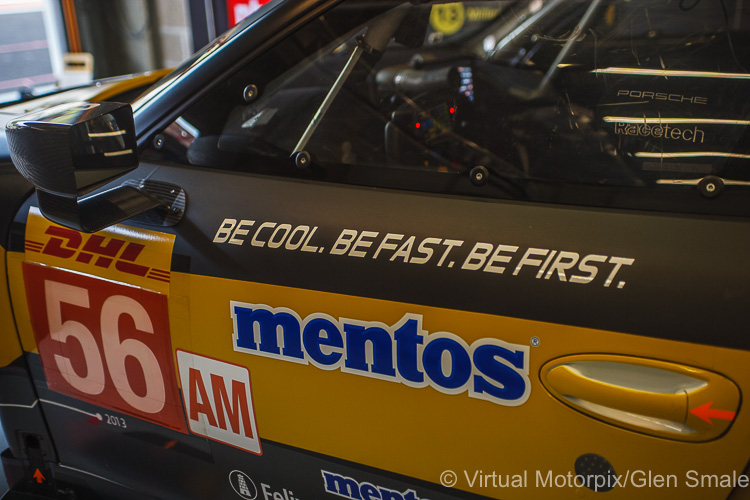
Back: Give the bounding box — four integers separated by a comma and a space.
83, 69, 172, 101
0, 246, 22, 367
7, 251, 35, 356
5, 214, 749, 500
0, 69, 171, 118
165, 272, 750, 500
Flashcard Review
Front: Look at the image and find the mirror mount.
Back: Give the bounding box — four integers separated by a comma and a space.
6, 101, 184, 233
36, 185, 166, 234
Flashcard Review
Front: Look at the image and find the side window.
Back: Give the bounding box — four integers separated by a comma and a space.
145, 0, 750, 216
480, 0, 750, 192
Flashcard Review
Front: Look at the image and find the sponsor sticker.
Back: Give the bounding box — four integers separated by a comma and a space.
229, 470, 258, 500
177, 351, 262, 454
430, 3, 465, 36
322, 470, 424, 500
23, 262, 187, 432
24, 207, 175, 294
231, 302, 531, 407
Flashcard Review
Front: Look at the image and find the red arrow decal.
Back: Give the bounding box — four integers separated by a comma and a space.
33, 469, 45, 484
690, 401, 736, 425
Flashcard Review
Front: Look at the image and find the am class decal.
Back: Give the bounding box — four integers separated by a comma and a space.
231, 302, 531, 406
177, 351, 262, 454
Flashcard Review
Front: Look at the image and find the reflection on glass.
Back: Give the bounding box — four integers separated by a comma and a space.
593, 67, 750, 80
636, 152, 750, 159
604, 117, 750, 126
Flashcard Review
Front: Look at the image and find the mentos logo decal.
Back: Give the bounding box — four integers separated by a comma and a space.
322, 470, 423, 500
231, 302, 530, 406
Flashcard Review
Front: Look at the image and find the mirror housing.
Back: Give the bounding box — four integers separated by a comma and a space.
6, 101, 168, 233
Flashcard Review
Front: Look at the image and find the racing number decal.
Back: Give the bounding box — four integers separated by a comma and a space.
23, 263, 187, 433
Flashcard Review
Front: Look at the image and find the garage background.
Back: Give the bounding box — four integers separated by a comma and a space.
0, 0, 270, 104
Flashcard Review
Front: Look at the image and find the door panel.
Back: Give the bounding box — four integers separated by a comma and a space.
11, 160, 744, 499
6, 158, 750, 500
160, 162, 749, 499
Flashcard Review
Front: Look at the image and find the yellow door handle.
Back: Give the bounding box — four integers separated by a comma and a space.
545, 364, 688, 423
541, 355, 740, 442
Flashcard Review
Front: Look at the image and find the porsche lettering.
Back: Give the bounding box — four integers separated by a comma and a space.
615, 89, 708, 105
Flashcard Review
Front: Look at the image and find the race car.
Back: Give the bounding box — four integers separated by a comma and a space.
1, 1, 749, 499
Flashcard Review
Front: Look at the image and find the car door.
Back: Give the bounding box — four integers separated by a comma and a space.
6, 1, 750, 500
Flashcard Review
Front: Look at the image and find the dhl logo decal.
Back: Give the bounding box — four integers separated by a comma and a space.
25, 226, 171, 283
25, 207, 175, 294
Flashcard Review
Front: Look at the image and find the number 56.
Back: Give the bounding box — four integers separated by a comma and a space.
46, 280, 165, 414
24, 263, 187, 432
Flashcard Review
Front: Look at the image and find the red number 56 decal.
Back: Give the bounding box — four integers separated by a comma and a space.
24, 262, 187, 433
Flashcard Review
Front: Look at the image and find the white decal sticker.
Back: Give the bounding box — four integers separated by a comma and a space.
229, 470, 258, 500
177, 351, 261, 454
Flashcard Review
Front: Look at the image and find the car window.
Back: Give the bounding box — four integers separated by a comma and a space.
144, 0, 750, 216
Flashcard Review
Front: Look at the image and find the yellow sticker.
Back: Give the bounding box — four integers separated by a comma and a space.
429, 3, 466, 36
24, 207, 175, 294
0, 246, 22, 367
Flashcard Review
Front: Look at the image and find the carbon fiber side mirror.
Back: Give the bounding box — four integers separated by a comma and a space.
6, 102, 166, 233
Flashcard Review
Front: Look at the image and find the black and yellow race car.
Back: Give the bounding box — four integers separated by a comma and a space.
1, 1, 749, 499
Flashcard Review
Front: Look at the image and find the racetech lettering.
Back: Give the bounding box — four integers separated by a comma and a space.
231, 302, 531, 406
24, 207, 174, 294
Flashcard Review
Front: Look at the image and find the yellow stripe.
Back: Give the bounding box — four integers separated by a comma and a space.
171, 272, 750, 500
7, 251, 37, 356
603, 117, 750, 126
636, 151, 750, 159
89, 69, 172, 102
8, 247, 750, 499
0, 247, 23, 367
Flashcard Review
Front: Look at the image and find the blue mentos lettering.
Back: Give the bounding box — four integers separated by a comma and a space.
231, 302, 530, 406
321, 470, 420, 500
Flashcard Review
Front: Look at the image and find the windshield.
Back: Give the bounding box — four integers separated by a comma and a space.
147, 0, 750, 216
